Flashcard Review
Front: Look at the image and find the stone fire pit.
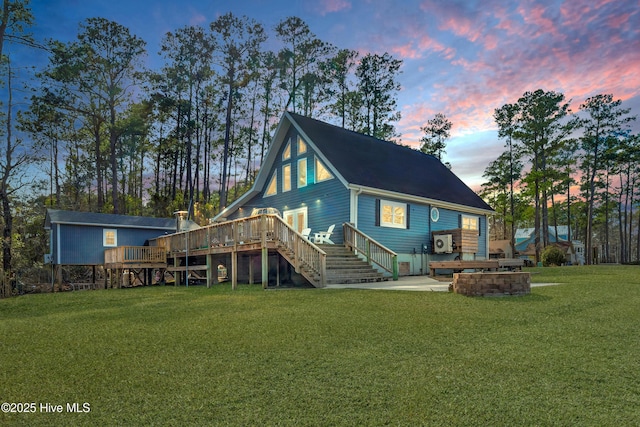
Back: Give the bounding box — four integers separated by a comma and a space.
451, 271, 531, 296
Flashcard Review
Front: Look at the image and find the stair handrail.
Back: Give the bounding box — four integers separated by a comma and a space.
343, 223, 399, 280
149, 214, 327, 287
269, 215, 327, 287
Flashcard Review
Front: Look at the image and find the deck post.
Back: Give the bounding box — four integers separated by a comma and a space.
174, 257, 181, 286
261, 247, 268, 289
206, 254, 213, 288
231, 250, 238, 290
392, 255, 399, 281
261, 215, 268, 289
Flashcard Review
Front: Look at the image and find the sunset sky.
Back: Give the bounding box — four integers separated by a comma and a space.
8, 0, 640, 190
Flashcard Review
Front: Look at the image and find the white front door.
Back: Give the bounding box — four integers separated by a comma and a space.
283, 207, 308, 233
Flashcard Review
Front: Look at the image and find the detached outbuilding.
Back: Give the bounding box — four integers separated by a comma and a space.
44, 209, 176, 287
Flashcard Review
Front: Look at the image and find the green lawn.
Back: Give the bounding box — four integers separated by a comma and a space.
1, 265, 639, 426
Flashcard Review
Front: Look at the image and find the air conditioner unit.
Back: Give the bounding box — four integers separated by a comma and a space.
434, 234, 453, 254
44, 253, 53, 264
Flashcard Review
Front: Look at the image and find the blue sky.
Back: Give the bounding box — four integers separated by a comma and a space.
7, 0, 640, 190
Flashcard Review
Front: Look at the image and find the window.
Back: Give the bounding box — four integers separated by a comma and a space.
430, 207, 439, 222
380, 200, 406, 229
265, 172, 277, 196
103, 229, 117, 247
298, 158, 307, 188
461, 215, 479, 231
297, 136, 307, 154
282, 140, 291, 160
283, 164, 291, 192
314, 156, 333, 182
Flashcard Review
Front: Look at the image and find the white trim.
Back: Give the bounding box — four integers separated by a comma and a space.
103, 229, 118, 247
282, 139, 291, 160
282, 164, 292, 192
314, 155, 334, 183
56, 224, 61, 265
297, 135, 307, 154
48, 221, 174, 231
380, 199, 407, 229
461, 214, 479, 231
265, 171, 277, 197
348, 184, 494, 216
297, 157, 308, 188
350, 188, 359, 226
430, 207, 440, 222
283, 207, 308, 233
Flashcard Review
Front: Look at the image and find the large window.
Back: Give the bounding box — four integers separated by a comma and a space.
461, 215, 479, 231
297, 136, 307, 154
380, 200, 406, 229
103, 229, 117, 247
283, 164, 291, 192
282, 140, 291, 160
314, 156, 333, 183
265, 172, 277, 196
298, 158, 307, 188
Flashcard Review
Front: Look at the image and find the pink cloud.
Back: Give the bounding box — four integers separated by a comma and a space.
317, 0, 351, 15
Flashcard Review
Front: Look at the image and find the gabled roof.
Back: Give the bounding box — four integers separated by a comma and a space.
218, 112, 493, 218
515, 226, 570, 240
290, 113, 492, 211
45, 209, 176, 231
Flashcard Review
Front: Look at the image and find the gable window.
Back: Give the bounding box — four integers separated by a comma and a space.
461, 215, 479, 231
314, 156, 333, 183
283, 164, 292, 192
283, 140, 291, 160
103, 229, 117, 247
298, 158, 307, 188
265, 172, 277, 197
297, 136, 307, 154
380, 200, 406, 229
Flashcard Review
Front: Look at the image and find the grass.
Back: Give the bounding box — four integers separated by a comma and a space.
1, 265, 639, 426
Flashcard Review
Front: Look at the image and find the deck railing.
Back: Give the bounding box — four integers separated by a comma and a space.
343, 223, 398, 280
104, 246, 166, 265
148, 214, 327, 287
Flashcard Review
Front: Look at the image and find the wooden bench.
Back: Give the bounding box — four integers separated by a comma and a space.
430, 259, 525, 276
497, 258, 524, 271
429, 260, 500, 277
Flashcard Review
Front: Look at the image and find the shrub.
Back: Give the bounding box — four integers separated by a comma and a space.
541, 245, 566, 266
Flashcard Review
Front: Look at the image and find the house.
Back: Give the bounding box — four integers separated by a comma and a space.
515, 226, 584, 265
489, 239, 514, 259
215, 112, 494, 276
45, 209, 176, 286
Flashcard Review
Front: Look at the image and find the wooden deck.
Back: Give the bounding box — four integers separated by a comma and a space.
102, 215, 400, 289
104, 246, 167, 269
148, 214, 328, 288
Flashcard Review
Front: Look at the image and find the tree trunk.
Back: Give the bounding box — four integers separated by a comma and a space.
220, 67, 235, 210
109, 103, 119, 214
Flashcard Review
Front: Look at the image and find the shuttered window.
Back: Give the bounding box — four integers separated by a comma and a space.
378, 200, 407, 229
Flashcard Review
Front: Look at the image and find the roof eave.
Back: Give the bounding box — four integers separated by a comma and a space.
348, 184, 495, 216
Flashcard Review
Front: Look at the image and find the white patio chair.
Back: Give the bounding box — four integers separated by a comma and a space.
301, 228, 312, 240
313, 224, 335, 244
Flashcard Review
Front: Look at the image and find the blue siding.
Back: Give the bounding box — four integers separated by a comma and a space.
55, 224, 168, 265
231, 127, 350, 243
357, 199, 488, 258
357, 195, 431, 254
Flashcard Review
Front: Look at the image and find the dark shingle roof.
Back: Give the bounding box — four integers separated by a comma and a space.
45, 209, 176, 230
290, 113, 493, 211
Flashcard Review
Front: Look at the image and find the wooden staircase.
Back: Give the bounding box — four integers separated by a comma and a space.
320, 245, 386, 284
